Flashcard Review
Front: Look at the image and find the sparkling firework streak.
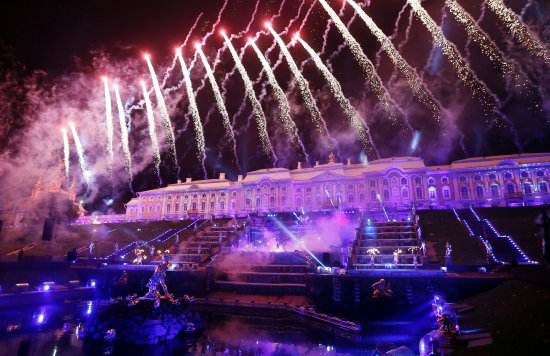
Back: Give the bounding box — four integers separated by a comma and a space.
176, 50, 206, 175
144, 54, 178, 171
103, 77, 114, 178
297, 35, 380, 159
222, 32, 277, 161
316, 0, 398, 121
68, 122, 90, 185
266, 23, 331, 144
345, 0, 441, 123
408, 0, 497, 112
140, 82, 162, 185
114, 85, 133, 181
62, 128, 70, 178
250, 41, 309, 161
486, 0, 549, 60
196, 46, 239, 165
445, 0, 522, 84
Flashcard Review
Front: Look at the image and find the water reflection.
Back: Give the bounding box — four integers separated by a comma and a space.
0, 301, 429, 355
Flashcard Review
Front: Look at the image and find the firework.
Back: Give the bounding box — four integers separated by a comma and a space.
409, 0, 497, 113
140, 81, 162, 185
144, 54, 178, 171
222, 32, 277, 161
114, 85, 133, 181
62, 128, 70, 178
297, 35, 379, 159
445, 0, 523, 86
345, 0, 441, 122
317, 0, 398, 121
196, 45, 239, 165
68, 122, 89, 185
250, 40, 308, 161
102, 77, 114, 178
486, 0, 549, 60
176, 50, 206, 175
266, 23, 331, 145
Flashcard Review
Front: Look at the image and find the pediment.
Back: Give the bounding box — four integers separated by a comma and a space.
309, 171, 345, 181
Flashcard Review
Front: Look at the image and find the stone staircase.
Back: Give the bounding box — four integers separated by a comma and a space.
351, 217, 422, 269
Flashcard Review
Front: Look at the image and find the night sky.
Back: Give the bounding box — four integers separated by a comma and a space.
0, 0, 549, 213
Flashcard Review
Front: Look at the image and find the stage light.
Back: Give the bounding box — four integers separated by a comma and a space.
143, 53, 150, 60
87, 280, 97, 288
175, 47, 181, 54
264, 21, 272, 28
194, 42, 201, 49
219, 29, 226, 36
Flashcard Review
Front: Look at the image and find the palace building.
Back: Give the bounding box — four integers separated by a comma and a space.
114, 152, 550, 222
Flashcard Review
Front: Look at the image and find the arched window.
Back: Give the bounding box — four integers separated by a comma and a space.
282, 196, 286, 205
184, 203, 188, 211
256, 197, 261, 206
416, 187, 423, 199
383, 189, 390, 200
383, 179, 389, 186
296, 188, 301, 193
192, 202, 197, 210
476, 186, 484, 198
521, 171, 529, 178
193, 194, 197, 199
401, 178, 407, 185
148, 206, 152, 213
246, 198, 251, 206
232, 191, 237, 197
166, 204, 171, 212
296, 198, 301, 206
220, 201, 225, 210
232, 201, 236, 209
370, 180, 376, 187
359, 184, 365, 190
348, 185, 354, 190
491, 185, 499, 197
488, 174, 496, 180
176, 195, 180, 200
348, 195, 354, 203
523, 183, 532, 195
391, 177, 398, 186
221, 192, 226, 197
442, 177, 449, 184
175, 203, 180, 212
371, 190, 377, 201
306, 187, 312, 193
306, 197, 311, 205
402, 189, 409, 199
540, 181, 548, 193
360, 193, 365, 202
507, 183, 515, 195
202, 193, 206, 198
504, 172, 512, 179
428, 177, 435, 185
211, 193, 215, 198
201, 201, 206, 210
459, 176, 466, 183
474, 175, 481, 182
536, 170, 545, 177
316, 195, 321, 205
428, 187, 436, 200
282, 187, 287, 192
141, 206, 145, 213
270, 197, 275, 206
460, 186, 469, 199
443, 187, 450, 199
414, 177, 421, 185
210, 201, 215, 210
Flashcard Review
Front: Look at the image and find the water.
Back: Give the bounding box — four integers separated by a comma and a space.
0, 301, 434, 355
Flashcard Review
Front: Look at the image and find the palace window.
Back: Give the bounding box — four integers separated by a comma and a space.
168, 195, 173, 200
184, 203, 188, 211
211, 193, 215, 198
370, 180, 376, 187
175, 203, 179, 212
282, 187, 287, 192
507, 183, 515, 195
220, 201, 225, 210
296, 188, 301, 193
176, 195, 180, 200
540, 181, 548, 193
428, 187, 436, 200
536, 170, 545, 177
201, 202, 206, 210
348, 185, 353, 190
402, 189, 409, 199
476, 186, 484, 198
210, 201, 215, 210
256, 198, 261, 206
458, 176, 466, 183
416, 187, 423, 199
371, 190, 377, 201
360, 194, 365, 202
270, 197, 275, 206
221, 192, 226, 197
383, 189, 390, 200
166, 204, 171, 212
232, 192, 237, 197
306, 197, 311, 205
383, 179, 389, 186
296, 198, 301, 206
316, 195, 321, 205
149, 196, 154, 201
192, 202, 197, 210
474, 175, 481, 182
348, 195, 354, 203
491, 185, 499, 197
246, 198, 251, 206
193, 194, 197, 199
521, 171, 529, 178
391, 177, 398, 186
232, 201, 236, 209
504, 172, 512, 179
401, 178, 407, 185
428, 177, 435, 185
414, 176, 421, 185
460, 186, 469, 199
488, 174, 496, 180
523, 183, 532, 195
443, 187, 451, 199
148, 206, 152, 213
306, 187, 312, 193
282, 196, 286, 205
156, 205, 160, 213
442, 177, 449, 184
359, 184, 365, 190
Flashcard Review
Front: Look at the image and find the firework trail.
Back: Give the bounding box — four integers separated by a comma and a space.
141, 82, 162, 186
176, 50, 207, 178
62, 128, 70, 178
486, 0, 549, 60
223, 32, 277, 162
316, 0, 398, 121
267, 23, 333, 148
68, 122, 90, 186
114, 85, 134, 190
250, 41, 309, 161
445, 0, 525, 87
409, 0, 500, 112
297, 35, 380, 159
127, 13, 205, 114
345, 0, 441, 123
321, 0, 347, 56
196, 46, 239, 169
102, 77, 114, 180
144, 54, 179, 174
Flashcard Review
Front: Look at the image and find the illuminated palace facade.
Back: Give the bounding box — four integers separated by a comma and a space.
123, 153, 550, 221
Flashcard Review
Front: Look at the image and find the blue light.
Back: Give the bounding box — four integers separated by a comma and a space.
37, 314, 44, 324
43, 285, 50, 292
